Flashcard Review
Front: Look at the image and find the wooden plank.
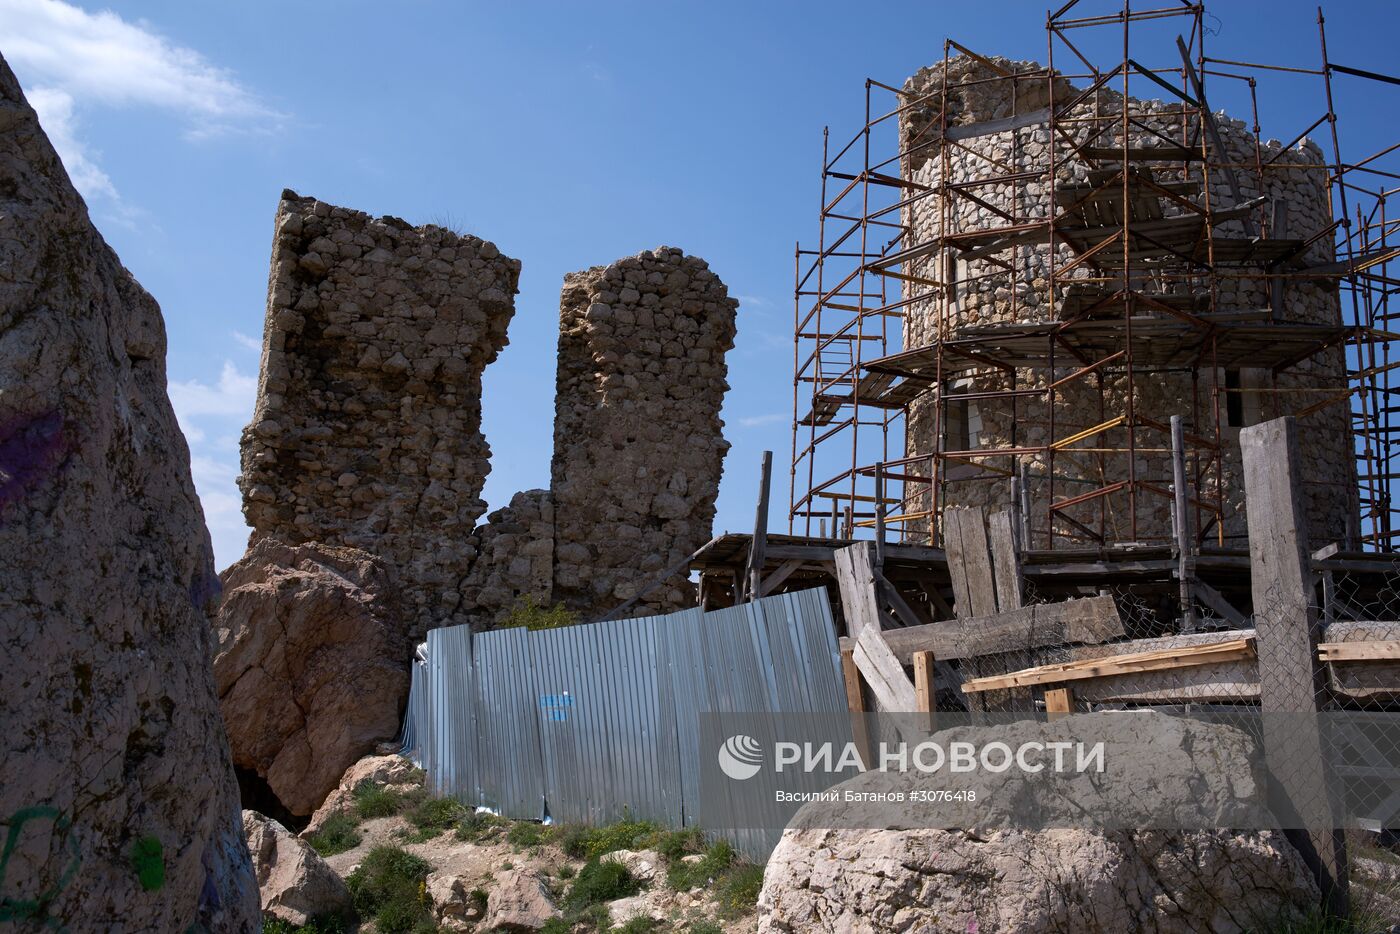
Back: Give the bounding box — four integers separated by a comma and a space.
1192, 579, 1247, 627
840, 595, 1123, 665
961, 638, 1256, 693
944, 507, 998, 618
1317, 641, 1400, 662
987, 509, 1023, 612
1044, 686, 1074, 720
913, 650, 937, 731
835, 543, 918, 711
758, 559, 805, 597
745, 451, 772, 601
841, 648, 873, 772
1241, 416, 1349, 915
944, 107, 1050, 142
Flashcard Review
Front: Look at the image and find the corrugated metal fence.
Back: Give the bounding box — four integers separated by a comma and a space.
399, 588, 845, 859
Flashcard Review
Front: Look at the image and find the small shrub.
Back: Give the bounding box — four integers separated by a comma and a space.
687, 922, 724, 934
668, 839, 735, 891
507, 821, 548, 849
470, 887, 489, 913
455, 810, 504, 842
502, 860, 515, 871
557, 817, 663, 860
564, 857, 641, 910
499, 595, 579, 631
557, 864, 576, 880
655, 827, 703, 861
539, 919, 573, 934
716, 862, 765, 917
352, 779, 402, 819
615, 918, 659, 933
345, 845, 433, 934
306, 812, 362, 857
404, 795, 465, 841
262, 919, 349, 934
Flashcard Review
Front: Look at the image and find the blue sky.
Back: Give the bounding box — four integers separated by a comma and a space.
2, 0, 1396, 569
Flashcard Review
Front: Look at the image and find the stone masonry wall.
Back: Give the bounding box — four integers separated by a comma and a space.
547, 247, 739, 619
239, 191, 519, 638
896, 56, 1356, 548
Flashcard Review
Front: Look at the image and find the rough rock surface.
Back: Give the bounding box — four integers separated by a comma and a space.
483, 867, 561, 931
214, 539, 409, 816
238, 191, 520, 639
243, 810, 351, 925
0, 54, 257, 930
549, 247, 738, 618
427, 870, 488, 930
302, 753, 421, 837
759, 713, 1318, 933
458, 488, 555, 627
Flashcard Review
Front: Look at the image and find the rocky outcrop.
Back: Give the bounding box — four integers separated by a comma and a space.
238, 192, 520, 640
759, 713, 1319, 933
483, 867, 561, 931
0, 54, 257, 930
244, 810, 352, 925
303, 753, 421, 837
214, 540, 410, 816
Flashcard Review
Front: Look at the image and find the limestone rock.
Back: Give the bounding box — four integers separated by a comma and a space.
238, 191, 520, 640
427, 871, 487, 930
243, 810, 351, 925
303, 753, 421, 837
759, 713, 1319, 933
484, 867, 561, 931
214, 539, 410, 816
607, 890, 670, 926
601, 848, 662, 883
0, 53, 257, 930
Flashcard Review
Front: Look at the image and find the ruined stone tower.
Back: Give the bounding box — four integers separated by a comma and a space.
893, 56, 1357, 548
239, 191, 519, 638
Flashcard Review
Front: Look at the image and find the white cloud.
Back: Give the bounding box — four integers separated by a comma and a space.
231, 330, 262, 353
736, 294, 770, 308
189, 454, 249, 572
169, 360, 257, 423
0, 0, 281, 201
24, 86, 114, 198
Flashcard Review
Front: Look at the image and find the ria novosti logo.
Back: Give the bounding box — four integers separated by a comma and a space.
717, 734, 764, 780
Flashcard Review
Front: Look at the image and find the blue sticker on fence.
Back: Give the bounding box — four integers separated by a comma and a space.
540, 693, 574, 721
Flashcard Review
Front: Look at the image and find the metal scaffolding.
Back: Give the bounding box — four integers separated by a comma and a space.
789, 0, 1400, 554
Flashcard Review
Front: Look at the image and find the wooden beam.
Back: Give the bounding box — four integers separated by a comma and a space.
758, 559, 805, 597
840, 648, 873, 771
913, 650, 937, 732
1317, 641, 1400, 662
745, 451, 772, 602
835, 543, 918, 711
1191, 579, 1248, 628
1043, 686, 1074, 720
1242, 416, 1349, 916
987, 509, 1023, 612
840, 595, 1123, 665
944, 506, 998, 618
961, 638, 1256, 693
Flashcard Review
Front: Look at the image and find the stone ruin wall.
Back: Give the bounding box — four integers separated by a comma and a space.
549, 248, 738, 619
897, 56, 1356, 548
463, 248, 739, 626
239, 191, 520, 639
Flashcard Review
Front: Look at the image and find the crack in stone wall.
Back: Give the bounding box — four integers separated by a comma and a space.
238, 191, 520, 639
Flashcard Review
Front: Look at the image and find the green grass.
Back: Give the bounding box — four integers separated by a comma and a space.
508, 821, 549, 849
455, 809, 505, 843
686, 923, 724, 934
667, 839, 763, 918
667, 839, 735, 891
557, 818, 664, 860
613, 918, 659, 933
654, 827, 704, 861
500, 595, 579, 630
261, 918, 349, 934
715, 863, 765, 917
564, 858, 642, 911
305, 812, 362, 857
352, 779, 404, 819
402, 795, 466, 842
344, 845, 434, 934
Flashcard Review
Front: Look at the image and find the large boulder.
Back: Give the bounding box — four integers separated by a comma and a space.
0, 53, 257, 929
214, 539, 410, 816
244, 810, 351, 925
759, 712, 1320, 933
484, 867, 562, 931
